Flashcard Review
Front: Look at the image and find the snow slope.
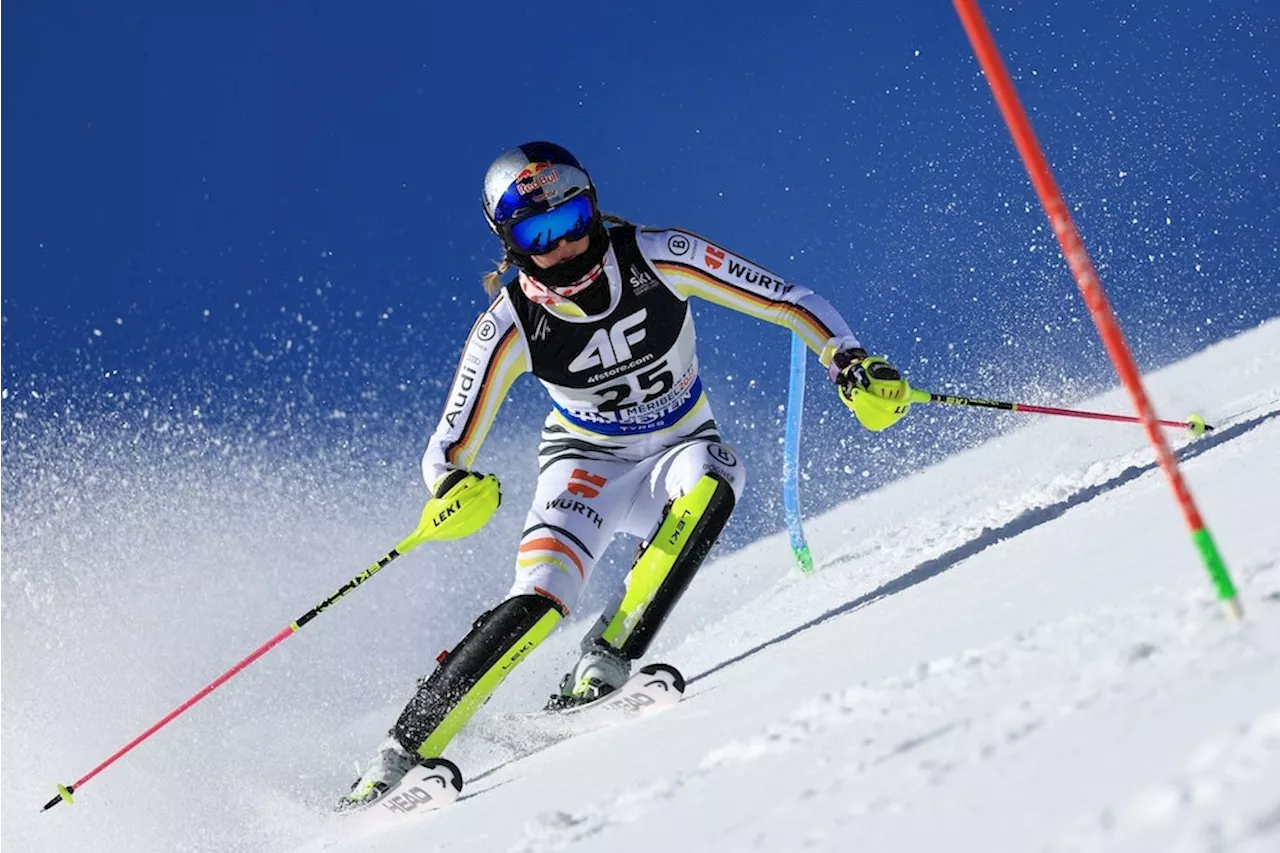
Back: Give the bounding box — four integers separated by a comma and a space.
5, 320, 1279, 852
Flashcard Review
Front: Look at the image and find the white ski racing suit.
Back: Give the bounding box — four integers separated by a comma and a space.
422, 223, 860, 615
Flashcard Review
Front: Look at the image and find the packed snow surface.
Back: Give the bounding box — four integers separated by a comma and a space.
4, 321, 1278, 852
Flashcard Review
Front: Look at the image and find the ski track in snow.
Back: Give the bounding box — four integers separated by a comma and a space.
511, 570, 1280, 853
1056, 710, 1280, 853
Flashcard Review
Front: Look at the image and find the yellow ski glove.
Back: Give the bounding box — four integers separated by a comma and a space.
400, 470, 501, 552
833, 349, 912, 432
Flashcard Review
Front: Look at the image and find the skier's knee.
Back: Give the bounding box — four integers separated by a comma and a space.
662, 472, 737, 569
669, 441, 746, 504
508, 529, 593, 616
704, 442, 746, 503
601, 472, 736, 659
475, 593, 565, 631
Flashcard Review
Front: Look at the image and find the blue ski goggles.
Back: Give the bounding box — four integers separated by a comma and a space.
504, 193, 597, 255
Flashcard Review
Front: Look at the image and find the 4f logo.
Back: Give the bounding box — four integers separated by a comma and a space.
568, 309, 648, 372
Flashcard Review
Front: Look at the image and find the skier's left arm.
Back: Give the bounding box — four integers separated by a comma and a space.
640, 227, 912, 431
639, 228, 859, 368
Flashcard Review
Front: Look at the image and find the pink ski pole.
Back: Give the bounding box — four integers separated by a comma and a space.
42, 525, 432, 811
910, 388, 1212, 434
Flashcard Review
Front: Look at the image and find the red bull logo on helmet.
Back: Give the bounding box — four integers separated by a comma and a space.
516, 162, 561, 196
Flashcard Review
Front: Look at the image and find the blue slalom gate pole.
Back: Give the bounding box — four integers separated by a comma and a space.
783, 333, 813, 572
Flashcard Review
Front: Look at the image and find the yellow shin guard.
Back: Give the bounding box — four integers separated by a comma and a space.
600, 473, 736, 658
394, 594, 561, 759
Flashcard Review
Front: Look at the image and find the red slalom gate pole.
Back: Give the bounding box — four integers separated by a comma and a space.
951, 0, 1241, 617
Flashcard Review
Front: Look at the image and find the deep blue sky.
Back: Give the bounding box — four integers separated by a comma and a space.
3, 1, 1277, 541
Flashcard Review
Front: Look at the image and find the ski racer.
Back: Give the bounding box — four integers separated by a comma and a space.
338, 141, 912, 809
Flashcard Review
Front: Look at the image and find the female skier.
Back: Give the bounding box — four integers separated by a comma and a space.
339, 141, 912, 809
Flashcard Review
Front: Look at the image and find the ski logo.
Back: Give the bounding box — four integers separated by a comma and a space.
443, 364, 478, 429
372, 759, 464, 818
709, 444, 738, 467
603, 691, 657, 712
568, 309, 648, 372
628, 264, 660, 296
703, 245, 725, 270
587, 664, 684, 715
546, 497, 604, 528
381, 784, 439, 814
726, 260, 792, 296
532, 663, 685, 721
501, 638, 539, 673
667, 508, 693, 545
567, 469, 608, 499
431, 499, 463, 527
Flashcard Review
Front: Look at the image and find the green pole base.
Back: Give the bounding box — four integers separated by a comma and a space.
1192, 527, 1242, 619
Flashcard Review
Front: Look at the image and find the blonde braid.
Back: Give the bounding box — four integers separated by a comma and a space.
481, 255, 513, 297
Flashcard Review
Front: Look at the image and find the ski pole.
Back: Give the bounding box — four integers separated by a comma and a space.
42, 521, 441, 812
909, 388, 1212, 434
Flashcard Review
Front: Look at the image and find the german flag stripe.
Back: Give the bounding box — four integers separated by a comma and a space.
438, 313, 491, 405
519, 536, 586, 578
657, 260, 834, 338
518, 554, 574, 577
654, 261, 834, 348
522, 522, 595, 559
445, 325, 522, 467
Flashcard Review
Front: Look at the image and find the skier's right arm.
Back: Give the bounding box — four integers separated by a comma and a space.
417, 294, 530, 538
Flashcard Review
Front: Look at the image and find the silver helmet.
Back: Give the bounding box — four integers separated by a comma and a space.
481, 141, 597, 250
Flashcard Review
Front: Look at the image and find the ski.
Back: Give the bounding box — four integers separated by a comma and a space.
545, 661, 686, 719
340, 663, 685, 830
340, 757, 463, 827
497, 661, 687, 740
478, 661, 687, 757
377, 758, 464, 815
